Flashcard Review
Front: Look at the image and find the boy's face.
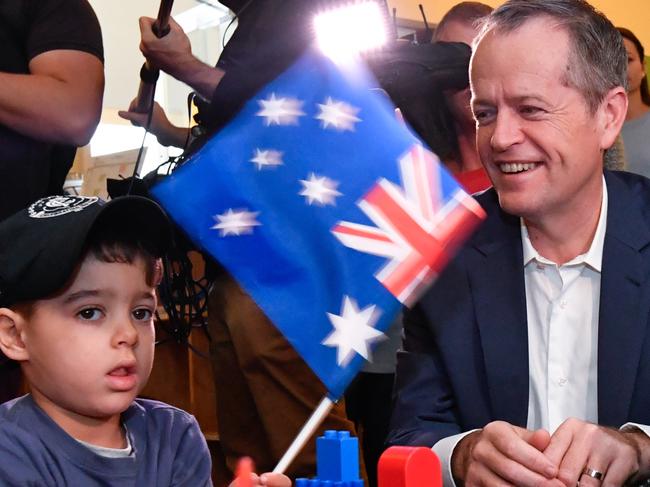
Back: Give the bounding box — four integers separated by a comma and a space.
20, 254, 156, 422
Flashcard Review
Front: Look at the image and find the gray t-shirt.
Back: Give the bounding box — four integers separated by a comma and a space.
0, 395, 213, 486
621, 110, 650, 178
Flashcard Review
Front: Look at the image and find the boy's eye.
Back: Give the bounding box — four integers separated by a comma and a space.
132, 308, 153, 321
78, 308, 103, 321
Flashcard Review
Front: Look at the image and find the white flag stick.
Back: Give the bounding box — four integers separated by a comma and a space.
272, 396, 335, 474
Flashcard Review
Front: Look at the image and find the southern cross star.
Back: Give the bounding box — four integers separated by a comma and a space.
250, 148, 283, 170
315, 97, 361, 131
299, 173, 342, 206
211, 209, 261, 237
323, 296, 386, 367
256, 93, 305, 126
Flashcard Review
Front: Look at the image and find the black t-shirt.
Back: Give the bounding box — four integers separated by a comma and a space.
0, 0, 103, 221
193, 0, 319, 136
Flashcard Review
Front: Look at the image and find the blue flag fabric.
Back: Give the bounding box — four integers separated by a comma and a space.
152, 49, 485, 399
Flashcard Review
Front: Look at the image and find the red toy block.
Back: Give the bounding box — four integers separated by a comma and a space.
377, 446, 442, 487
235, 457, 254, 487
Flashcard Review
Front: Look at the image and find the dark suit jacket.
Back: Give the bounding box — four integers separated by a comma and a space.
387, 170, 650, 447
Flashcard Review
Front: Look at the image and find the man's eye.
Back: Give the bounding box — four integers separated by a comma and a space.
520, 105, 542, 115
132, 308, 153, 321
473, 110, 493, 124
78, 308, 102, 321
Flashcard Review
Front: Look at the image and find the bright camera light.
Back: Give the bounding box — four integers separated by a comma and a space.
314, 2, 389, 62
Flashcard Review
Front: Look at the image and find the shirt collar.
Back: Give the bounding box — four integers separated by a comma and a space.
521, 176, 608, 271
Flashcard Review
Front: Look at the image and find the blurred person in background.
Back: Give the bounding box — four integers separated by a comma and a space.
0, 0, 104, 404
617, 27, 650, 177
434, 2, 493, 193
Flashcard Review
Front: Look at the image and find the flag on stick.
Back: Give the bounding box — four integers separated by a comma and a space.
152, 49, 485, 399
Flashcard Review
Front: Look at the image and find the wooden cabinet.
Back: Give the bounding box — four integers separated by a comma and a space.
141, 321, 219, 440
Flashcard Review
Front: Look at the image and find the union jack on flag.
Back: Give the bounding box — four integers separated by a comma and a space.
152, 50, 485, 399
333, 144, 484, 306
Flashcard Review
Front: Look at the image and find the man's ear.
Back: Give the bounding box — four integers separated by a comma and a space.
0, 308, 29, 361
598, 86, 628, 151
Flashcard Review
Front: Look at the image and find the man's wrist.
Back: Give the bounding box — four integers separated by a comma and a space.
157, 125, 189, 148
451, 430, 480, 484
623, 428, 650, 481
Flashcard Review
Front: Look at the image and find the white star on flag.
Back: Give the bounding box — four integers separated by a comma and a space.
250, 149, 283, 170
211, 209, 261, 237
315, 97, 361, 131
256, 93, 305, 126
323, 296, 385, 367
299, 173, 342, 206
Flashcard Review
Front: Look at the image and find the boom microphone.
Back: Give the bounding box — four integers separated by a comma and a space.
132, 0, 175, 113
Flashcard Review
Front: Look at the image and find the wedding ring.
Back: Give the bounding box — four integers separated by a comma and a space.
582, 467, 604, 481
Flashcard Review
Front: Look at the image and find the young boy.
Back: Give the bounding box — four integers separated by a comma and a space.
0, 195, 289, 487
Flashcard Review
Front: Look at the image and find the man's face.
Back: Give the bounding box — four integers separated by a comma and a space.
21, 255, 156, 424
470, 18, 608, 221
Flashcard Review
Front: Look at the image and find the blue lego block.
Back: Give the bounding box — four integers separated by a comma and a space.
295, 479, 364, 487
317, 430, 360, 481
295, 430, 364, 486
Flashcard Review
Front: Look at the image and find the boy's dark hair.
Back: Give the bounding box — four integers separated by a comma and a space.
13, 238, 162, 318
85, 216, 164, 288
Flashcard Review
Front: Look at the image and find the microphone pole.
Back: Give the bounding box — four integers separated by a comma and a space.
418, 3, 432, 44
133, 0, 175, 113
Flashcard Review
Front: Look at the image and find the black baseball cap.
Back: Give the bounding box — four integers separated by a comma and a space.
0, 195, 173, 308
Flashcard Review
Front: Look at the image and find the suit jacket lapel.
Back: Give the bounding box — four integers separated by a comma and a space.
471, 192, 529, 426
598, 172, 650, 426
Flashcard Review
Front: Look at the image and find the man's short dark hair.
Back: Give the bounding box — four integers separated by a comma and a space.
475, 0, 628, 113
434, 2, 493, 41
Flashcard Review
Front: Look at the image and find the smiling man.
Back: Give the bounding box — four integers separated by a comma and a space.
388, 1, 650, 486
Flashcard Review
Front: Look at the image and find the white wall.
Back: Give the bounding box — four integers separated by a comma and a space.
84, 0, 232, 173
89, 0, 198, 114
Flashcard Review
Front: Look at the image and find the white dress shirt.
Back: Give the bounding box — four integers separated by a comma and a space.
522, 182, 606, 432
432, 180, 649, 485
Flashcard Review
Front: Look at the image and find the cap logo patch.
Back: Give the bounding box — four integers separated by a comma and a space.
28, 196, 99, 219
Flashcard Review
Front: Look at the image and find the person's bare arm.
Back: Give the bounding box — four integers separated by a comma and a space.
118, 100, 188, 148
0, 49, 103, 146
138, 16, 223, 101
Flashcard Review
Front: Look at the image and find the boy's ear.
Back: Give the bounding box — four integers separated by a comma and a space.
0, 308, 29, 361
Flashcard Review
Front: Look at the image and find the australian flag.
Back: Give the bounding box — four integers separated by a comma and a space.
151, 50, 485, 399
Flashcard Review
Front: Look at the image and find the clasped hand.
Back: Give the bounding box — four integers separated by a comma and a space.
454, 418, 650, 486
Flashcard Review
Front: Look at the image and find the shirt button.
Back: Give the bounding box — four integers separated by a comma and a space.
558, 378, 568, 386
560, 300, 567, 308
